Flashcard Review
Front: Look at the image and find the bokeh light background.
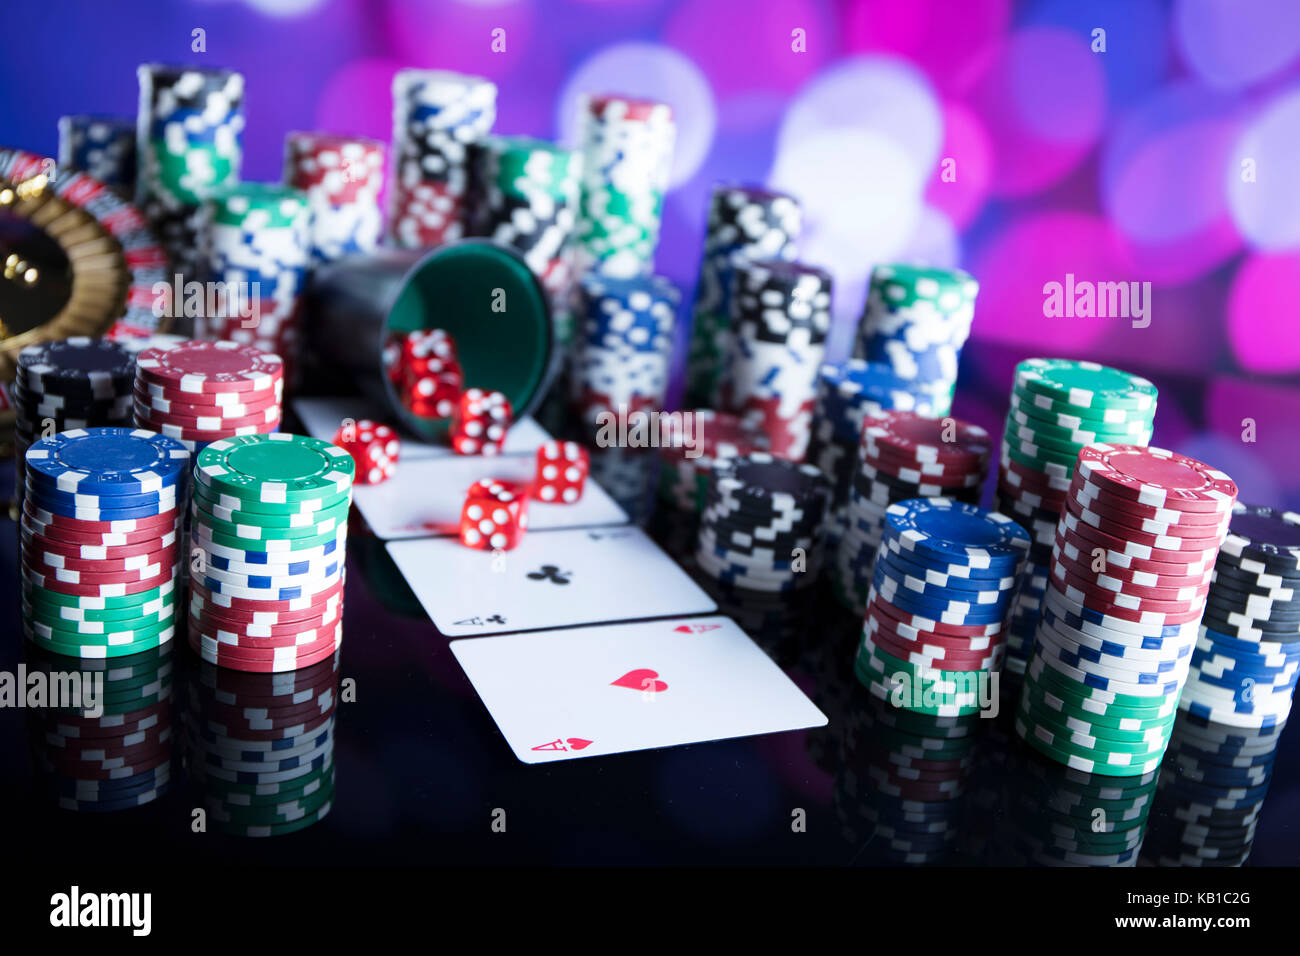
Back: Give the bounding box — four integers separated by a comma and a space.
4, 0, 1300, 507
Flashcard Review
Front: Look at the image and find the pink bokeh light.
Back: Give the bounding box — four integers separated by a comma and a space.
1207, 378, 1300, 498
842, 0, 1012, 94
381, 0, 536, 80
1101, 83, 1244, 284
313, 58, 404, 143
924, 100, 993, 230
663, 0, 828, 98
1228, 253, 1300, 375
969, 211, 1137, 351
967, 27, 1108, 198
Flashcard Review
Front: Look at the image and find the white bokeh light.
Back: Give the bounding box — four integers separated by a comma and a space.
897, 206, 961, 270
1227, 86, 1300, 251
557, 43, 716, 188
775, 57, 944, 174
193, 0, 327, 16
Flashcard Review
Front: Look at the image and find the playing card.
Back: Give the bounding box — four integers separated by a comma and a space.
387, 526, 717, 636
354, 453, 627, 540
292, 396, 552, 459
450, 616, 827, 762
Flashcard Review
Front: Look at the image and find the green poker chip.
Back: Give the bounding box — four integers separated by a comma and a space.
1021, 681, 1177, 732
1010, 382, 1156, 426
25, 600, 178, 637
1018, 695, 1173, 754
1016, 716, 1167, 775
1008, 407, 1152, 446
188, 489, 351, 535
1027, 657, 1178, 717
192, 498, 350, 539
1002, 433, 1080, 472
26, 625, 175, 659
869, 263, 979, 313
1015, 359, 1158, 413
204, 183, 310, 228
192, 516, 347, 554
194, 478, 352, 516
197, 434, 355, 504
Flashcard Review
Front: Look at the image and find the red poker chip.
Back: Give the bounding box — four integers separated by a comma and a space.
188, 613, 342, 651
134, 399, 281, 432
1069, 477, 1231, 528
20, 523, 177, 559
860, 454, 984, 489
189, 622, 340, 660
862, 412, 993, 464
1058, 514, 1216, 567
27, 541, 180, 575
1075, 445, 1238, 514
188, 599, 341, 638
1067, 489, 1231, 540
868, 592, 1006, 639
1051, 534, 1214, 588
22, 501, 178, 537
135, 340, 284, 394
135, 378, 282, 408
21, 551, 176, 585
1064, 498, 1225, 553
865, 611, 1003, 653
189, 713, 334, 746
188, 575, 346, 621
189, 633, 340, 673
1046, 578, 1207, 625
587, 93, 672, 122
134, 384, 280, 418
194, 650, 339, 697
21, 561, 177, 597
1051, 559, 1212, 606
865, 625, 1003, 672
139, 415, 280, 444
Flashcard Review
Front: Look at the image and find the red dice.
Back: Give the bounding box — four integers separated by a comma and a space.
333, 419, 400, 485
459, 478, 530, 550
450, 388, 512, 455
383, 329, 464, 419
533, 441, 589, 504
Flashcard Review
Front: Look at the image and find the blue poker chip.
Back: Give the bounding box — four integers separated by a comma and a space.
1198, 625, 1300, 659
1040, 607, 1182, 653
871, 577, 1012, 626
1034, 627, 1184, 683
25, 427, 189, 496
874, 552, 1017, 597
884, 498, 1029, 571
25, 484, 180, 515
25, 491, 179, 522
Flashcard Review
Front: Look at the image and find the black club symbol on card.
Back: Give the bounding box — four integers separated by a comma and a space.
527, 565, 572, 585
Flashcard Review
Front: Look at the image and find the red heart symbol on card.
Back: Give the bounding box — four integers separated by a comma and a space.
612, 669, 668, 693
566, 738, 592, 750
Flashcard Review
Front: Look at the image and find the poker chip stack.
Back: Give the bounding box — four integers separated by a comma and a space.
136, 64, 245, 280
851, 264, 980, 416
694, 452, 830, 593
1141, 711, 1283, 866
21, 427, 189, 658
283, 132, 385, 263
469, 136, 582, 346
1002, 748, 1156, 866
197, 184, 311, 385
571, 272, 679, 431
719, 260, 831, 460
189, 434, 355, 673
997, 359, 1157, 676
184, 652, 338, 835
807, 360, 946, 545
1180, 504, 1300, 727
58, 115, 138, 191
684, 184, 801, 407
833, 412, 992, 616
1017, 444, 1237, 777
855, 499, 1030, 716
388, 69, 496, 249
13, 338, 138, 512
652, 410, 768, 558
836, 692, 978, 864
134, 340, 284, 457
574, 94, 675, 278
27, 645, 174, 812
